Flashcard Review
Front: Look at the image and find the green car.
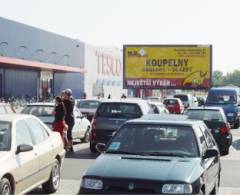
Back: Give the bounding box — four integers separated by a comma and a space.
79, 114, 221, 195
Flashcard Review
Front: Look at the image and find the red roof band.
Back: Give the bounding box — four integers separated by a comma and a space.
0, 56, 86, 73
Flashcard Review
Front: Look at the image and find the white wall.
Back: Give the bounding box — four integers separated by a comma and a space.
84, 44, 126, 98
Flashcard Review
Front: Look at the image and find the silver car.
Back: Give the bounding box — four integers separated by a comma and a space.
21, 103, 91, 143
0, 114, 65, 195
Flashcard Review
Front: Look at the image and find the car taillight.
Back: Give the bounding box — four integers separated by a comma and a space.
219, 124, 230, 134
90, 128, 97, 140
91, 114, 97, 129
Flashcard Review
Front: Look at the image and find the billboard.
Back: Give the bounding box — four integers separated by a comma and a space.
123, 45, 212, 89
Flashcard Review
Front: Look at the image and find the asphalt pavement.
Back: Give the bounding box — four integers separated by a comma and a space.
29, 129, 240, 195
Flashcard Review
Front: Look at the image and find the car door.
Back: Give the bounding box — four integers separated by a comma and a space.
14, 119, 39, 193
25, 118, 54, 182
200, 125, 220, 195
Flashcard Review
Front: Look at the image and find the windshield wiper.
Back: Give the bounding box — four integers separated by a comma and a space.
142, 151, 194, 158
106, 150, 146, 155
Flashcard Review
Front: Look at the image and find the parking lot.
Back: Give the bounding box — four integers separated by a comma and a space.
28, 128, 240, 195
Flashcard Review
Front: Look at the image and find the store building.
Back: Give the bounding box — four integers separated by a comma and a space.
84, 44, 126, 98
0, 17, 126, 100
0, 17, 85, 99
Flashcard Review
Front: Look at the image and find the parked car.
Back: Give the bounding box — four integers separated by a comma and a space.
163, 97, 184, 114
174, 94, 198, 108
90, 99, 152, 153
186, 107, 232, 155
205, 86, 240, 128
75, 99, 101, 121
21, 103, 91, 143
0, 102, 15, 114
79, 114, 221, 195
149, 101, 169, 114
0, 114, 65, 195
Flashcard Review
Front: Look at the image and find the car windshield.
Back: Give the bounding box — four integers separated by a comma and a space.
77, 100, 100, 109
97, 103, 142, 118
187, 109, 224, 122
22, 105, 53, 116
106, 124, 199, 157
174, 95, 188, 101
0, 122, 11, 151
206, 90, 237, 104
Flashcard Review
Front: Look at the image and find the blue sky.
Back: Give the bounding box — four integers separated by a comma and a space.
0, 0, 240, 73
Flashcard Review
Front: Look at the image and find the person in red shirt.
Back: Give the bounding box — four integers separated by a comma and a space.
52, 96, 66, 143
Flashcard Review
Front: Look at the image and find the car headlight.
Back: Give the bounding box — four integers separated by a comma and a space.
227, 113, 234, 117
162, 184, 192, 194
81, 178, 103, 190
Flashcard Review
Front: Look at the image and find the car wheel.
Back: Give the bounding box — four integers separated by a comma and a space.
81, 126, 90, 143
42, 159, 60, 193
0, 178, 12, 195
90, 143, 97, 153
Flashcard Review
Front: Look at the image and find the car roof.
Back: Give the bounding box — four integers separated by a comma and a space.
210, 87, 239, 91
100, 98, 147, 104
75, 99, 101, 102
0, 114, 34, 122
164, 97, 181, 101
126, 114, 203, 126
26, 102, 54, 106
174, 94, 191, 97
188, 106, 223, 111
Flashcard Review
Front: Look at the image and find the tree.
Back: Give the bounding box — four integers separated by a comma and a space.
212, 70, 224, 86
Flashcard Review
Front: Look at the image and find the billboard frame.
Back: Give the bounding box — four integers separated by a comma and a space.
123, 44, 212, 90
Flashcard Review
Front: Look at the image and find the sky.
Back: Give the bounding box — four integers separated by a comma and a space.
0, 0, 240, 74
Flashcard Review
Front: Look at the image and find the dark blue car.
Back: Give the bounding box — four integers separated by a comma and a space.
205, 86, 240, 128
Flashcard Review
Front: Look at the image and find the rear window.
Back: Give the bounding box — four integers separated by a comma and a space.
77, 100, 100, 109
97, 103, 142, 118
174, 95, 188, 101
164, 99, 177, 105
206, 90, 237, 104
187, 109, 223, 122
22, 106, 53, 116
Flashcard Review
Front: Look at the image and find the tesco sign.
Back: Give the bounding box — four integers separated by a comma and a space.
95, 50, 122, 77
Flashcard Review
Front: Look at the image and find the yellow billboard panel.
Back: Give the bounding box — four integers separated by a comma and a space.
123, 45, 212, 89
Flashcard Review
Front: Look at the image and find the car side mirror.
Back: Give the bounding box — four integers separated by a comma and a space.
16, 144, 33, 154
96, 143, 106, 153
203, 149, 218, 159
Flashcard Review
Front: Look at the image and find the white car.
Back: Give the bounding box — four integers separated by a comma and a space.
21, 103, 91, 143
0, 114, 65, 195
149, 101, 169, 114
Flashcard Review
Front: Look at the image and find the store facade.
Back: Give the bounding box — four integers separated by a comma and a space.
84, 44, 126, 99
0, 17, 85, 99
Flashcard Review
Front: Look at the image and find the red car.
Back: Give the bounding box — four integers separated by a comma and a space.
163, 98, 184, 114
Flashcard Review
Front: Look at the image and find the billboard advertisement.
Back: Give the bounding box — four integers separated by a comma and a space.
123, 45, 212, 89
